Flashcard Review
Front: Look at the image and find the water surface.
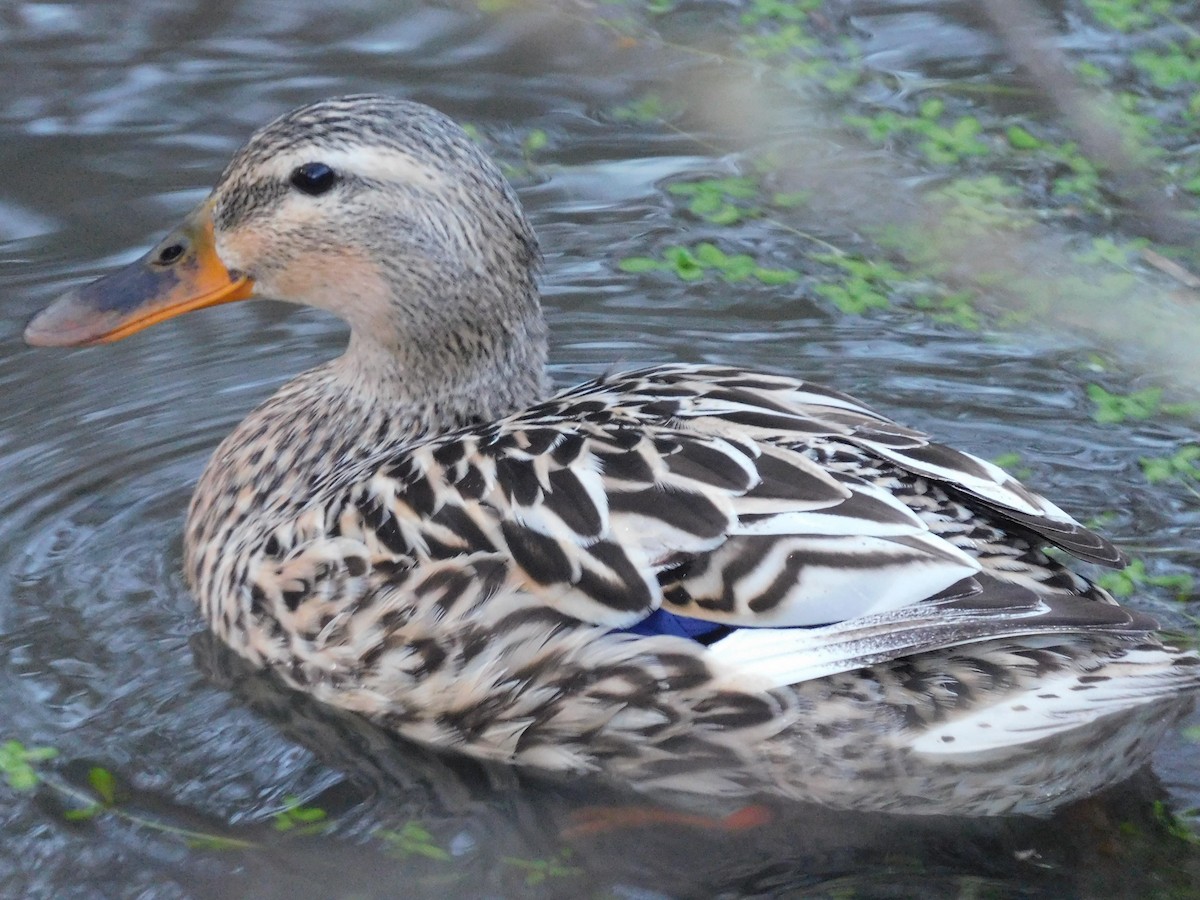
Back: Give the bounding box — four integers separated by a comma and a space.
3, 1, 1199, 897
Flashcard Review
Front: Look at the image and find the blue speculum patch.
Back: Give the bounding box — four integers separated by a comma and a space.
619, 608, 734, 644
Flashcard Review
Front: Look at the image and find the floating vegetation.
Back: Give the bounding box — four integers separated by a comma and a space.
927, 176, 1031, 234
1132, 41, 1200, 91
62, 767, 122, 823
500, 849, 584, 886
846, 100, 991, 166
610, 91, 683, 123
666, 175, 806, 225
0, 740, 57, 791
991, 452, 1034, 482
811, 253, 897, 315
11, 0, 1200, 891
1140, 446, 1200, 497
0, 734, 588, 888
0, 739, 256, 850
667, 175, 764, 225
272, 794, 330, 835
377, 820, 454, 861
1097, 559, 1195, 602
1087, 384, 1197, 424
1082, 0, 1175, 33
619, 242, 799, 284
580, 0, 1199, 620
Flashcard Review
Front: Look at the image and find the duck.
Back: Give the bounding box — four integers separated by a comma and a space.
24, 94, 1200, 817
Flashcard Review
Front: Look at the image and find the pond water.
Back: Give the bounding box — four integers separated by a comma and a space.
3, 1, 1200, 897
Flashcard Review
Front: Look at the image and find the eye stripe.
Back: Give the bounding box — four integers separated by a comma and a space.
213, 178, 288, 230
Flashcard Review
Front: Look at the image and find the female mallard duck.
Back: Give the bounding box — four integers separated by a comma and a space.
25, 95, 1200, 816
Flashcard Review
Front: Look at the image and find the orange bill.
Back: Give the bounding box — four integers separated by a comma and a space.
24, 200, 254, 347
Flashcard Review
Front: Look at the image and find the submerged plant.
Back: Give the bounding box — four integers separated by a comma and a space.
377, 820, 453, 861
501, 849, 583, 886
0, 739, 255, 849
272, 794, 330, 835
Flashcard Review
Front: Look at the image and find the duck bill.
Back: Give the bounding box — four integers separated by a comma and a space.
24, 200, 255, 347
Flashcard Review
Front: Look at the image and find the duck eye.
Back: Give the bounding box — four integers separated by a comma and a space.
156, 243, 185, 265
289, 162, 337, 196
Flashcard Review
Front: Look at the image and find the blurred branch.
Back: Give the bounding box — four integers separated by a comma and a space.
982, 0, 1198, 246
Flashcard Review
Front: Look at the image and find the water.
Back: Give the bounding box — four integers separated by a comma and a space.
3, 1, 1200, 896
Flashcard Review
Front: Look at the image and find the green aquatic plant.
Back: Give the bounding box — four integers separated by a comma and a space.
475, 0, 520, 12
1048, 142, 1104, 207
741, 23, 817, 57
1083, 0, 1174, 33
666, 175, 807, 225
1084, 510, 1121, 532
1086, 384, 1197, 424
928, 175, 1032, 233
811, 253, 899, 315
991, 452, 1034, 482
733, 0, 839, 83
0, 739, 256, 849
740, 0, 822, 26
272, 794, 329, 834
489, 126, 552, 183
1106, 92, 1161, 153
610, 92, 681, 123
1132, 41, 1200, 90
63, 766, 121, 822
619, 242, 799, 284
808, 251, 982, 326
1097, 558, 1195, 602
0, 740, 57, 791
917, 113, 989, 166
1140, 445, 1200, 486
668, 176, 763, 225
1075, 60, 1112, 85
1005, 125, 1043, 151
522, 128, 548, 158
501, 849, 583, 886
377, 820, 453, 861
1152, 799, 1200, 845
911, 290, 982, 330
1075, 236, 1149, 268
846, 99, 991, 166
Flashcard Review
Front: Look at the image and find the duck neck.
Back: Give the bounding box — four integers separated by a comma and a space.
327, 276, 551, 437
184, 275, 550, 617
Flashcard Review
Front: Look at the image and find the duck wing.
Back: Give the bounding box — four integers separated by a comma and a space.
349, 365, 1127, 643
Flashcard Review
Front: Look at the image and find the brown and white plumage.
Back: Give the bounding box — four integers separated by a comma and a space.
25, 95, 1200, 816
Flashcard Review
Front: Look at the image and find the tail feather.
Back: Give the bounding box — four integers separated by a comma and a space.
707, 578, 1165, 688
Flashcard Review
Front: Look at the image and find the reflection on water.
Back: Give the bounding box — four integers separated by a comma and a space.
3, 0, 1200, 896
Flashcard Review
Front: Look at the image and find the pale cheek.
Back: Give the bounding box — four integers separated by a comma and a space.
274, 249, 384, 303
214, 200, 339, 283
271, 250, 398, 337
216, 228, 269, 277
214, 192, 397, 330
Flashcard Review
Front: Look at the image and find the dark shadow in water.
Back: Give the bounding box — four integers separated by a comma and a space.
186, 632, 1200, 900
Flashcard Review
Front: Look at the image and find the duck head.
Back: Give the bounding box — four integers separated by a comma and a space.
25, 95, 548, 417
